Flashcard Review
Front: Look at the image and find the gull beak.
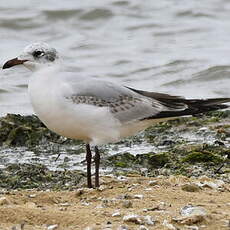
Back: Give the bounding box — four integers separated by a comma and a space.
2, 58, 28, 69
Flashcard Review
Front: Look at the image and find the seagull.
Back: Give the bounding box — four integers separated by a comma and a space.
2, 42, 230, 188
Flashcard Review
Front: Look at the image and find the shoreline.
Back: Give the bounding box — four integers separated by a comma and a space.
0, 111, 229, 229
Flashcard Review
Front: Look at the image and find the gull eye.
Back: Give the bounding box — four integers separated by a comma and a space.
33, 50, 44, 58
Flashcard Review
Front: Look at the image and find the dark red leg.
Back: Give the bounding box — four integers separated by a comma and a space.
86, 144, 92, 188
94, 146, 100, 188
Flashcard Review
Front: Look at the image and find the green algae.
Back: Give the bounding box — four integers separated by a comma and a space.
107, 152, 136, 168
0, 110, 229, 189
136, 152, 170, 168
0, 114, 82, 146
181, 151, 223, 163
107, 152, 170, 169
0, 163, 85, 190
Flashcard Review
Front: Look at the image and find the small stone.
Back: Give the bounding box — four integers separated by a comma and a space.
200, 180, 224, 190
97, 185, 107, 191
75, 189, 84, 197
200, 127, 209, 131
134, 194, 144, 199
117, 194, 133, 200
47, 224, 58, 230
84, 227, 96, 230
181, 184, 200, 192
148, 180, 158, 186
117, 176, 128, 182
144, 188, 152, 191
173, 205, 207, 225
139, 225, 149, 230
143, 215, 155, 225
162, 220, 177, 230
225, 220, 230, 227
117, 225, 129, 230
11, 223, 25, 230
172, 215, 205, 225
112, 211, 121, 217
28, 194, 37, 198
186, 226, 199, 230
0, 197, 10, 205
122, 200, 133, 208
180, 205, 207, 217
123, 214, 142, 224
146, 202, 167, 212
81, 201, 90, 206
25, 202, 37, 208
59, 202, 71, 207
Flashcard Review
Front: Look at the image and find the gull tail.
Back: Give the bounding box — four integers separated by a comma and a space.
126, 87, 230, 119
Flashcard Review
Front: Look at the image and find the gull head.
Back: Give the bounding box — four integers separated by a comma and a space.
3, 42, 58, 71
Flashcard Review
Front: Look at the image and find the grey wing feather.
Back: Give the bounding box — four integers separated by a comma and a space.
61, 73, 230, 122
61, 75, 178, 123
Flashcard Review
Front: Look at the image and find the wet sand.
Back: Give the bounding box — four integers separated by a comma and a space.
0, 175, 229, 230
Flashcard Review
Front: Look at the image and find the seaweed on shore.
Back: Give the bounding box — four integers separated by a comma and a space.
0, 163, 85, 190
0, 111, 229, 189
0, 114, 81, 146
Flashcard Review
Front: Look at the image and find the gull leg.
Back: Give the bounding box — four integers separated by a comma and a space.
94, 146, 100, 188
86, 144, 92, 188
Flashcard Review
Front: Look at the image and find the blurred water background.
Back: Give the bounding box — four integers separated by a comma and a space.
1, 0, 230, 170
0, 0, 230, 116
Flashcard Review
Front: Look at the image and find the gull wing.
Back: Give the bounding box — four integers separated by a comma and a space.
62, 76, 185, 123
61, 74, 230, 123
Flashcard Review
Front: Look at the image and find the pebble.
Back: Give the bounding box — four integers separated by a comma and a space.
117, 176, 128, 182
181, 184, 200, 192
28, 194, 37, 198
0, 197, 10, 205
145, 202, 167, 212
139, 226, 149, 230
47, 224, 58, 230
170, 205, 209, 225
117, 194, 133, 200
134, 194, 144, 199
123, 214, 142, 224
112, 210, 121, 217
122, 200, 133, 208
97, 185, 107, 191
25, 202, 37, 208
197, 180, 225, 190
180, 205, 207, 217
11, 223, 25, 230
148, 180, 158, 186
123, 214, 155, 226
59, 202, 71, 207
173, 215, 205, 225
198, 127, 208, 131
117, 225, 129, 230
162, 220, 177, 230
81, 201, 90, 206
103, 227, 112, 230
75, 189, 85, 197
142, 215, 155, 225
144, 188, 152, 191
84, 227, 96, 230
186, 226, 199, 230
